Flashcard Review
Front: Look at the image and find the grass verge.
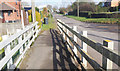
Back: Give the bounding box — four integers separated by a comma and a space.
66, 15, 120, 24
42, 17, 56, 31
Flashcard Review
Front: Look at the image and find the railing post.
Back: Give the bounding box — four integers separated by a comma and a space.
73, 26, 78, 56
2, 35, 13, 69
58, 22, 63, 35
17, 29, 23, 55
103, 40, 114, 70
66, 24, 70, 47
34, 25, 37, 38
19, 35, 23, 55
32, 27, 35, 42
5, 44, 13, 69
81, 31, 87, 68
63, 26, 66, 40
36, 24, 39, 36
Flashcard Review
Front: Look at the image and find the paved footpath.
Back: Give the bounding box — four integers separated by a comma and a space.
20, 30, 53, 69
19, 30, 82, 70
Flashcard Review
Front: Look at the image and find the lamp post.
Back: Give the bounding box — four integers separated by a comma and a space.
77, 0, 79, 17
31, 0, 36, 22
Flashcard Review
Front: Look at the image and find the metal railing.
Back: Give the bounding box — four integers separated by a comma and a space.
57, 19, 120, 70
0, 22, 41, 70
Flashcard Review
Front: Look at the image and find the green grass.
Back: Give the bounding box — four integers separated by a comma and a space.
59, 13, 64, 15
66, 15, 120, 24
42, 17, 56, 31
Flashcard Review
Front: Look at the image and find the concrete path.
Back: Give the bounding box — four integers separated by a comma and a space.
20, 30, 53, 69
19, 30, 83, 70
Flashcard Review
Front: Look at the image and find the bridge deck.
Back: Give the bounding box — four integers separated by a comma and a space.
19, 29, 81, 70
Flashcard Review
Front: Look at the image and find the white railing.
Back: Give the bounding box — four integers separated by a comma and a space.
0, 22, 41, 70
57, 19, 120, 70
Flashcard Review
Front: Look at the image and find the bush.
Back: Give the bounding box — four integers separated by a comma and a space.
36, 11, 42, 28
28, 9, 42, 28
28, 10, 32, 22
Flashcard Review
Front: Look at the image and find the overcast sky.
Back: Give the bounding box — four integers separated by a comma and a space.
21, 0, 110, 8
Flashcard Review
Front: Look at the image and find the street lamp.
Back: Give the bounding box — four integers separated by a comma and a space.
77, 0, 79, 17
31, 0, 36, 22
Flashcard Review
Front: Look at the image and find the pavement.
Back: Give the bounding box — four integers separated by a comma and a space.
53, 13, 119, 69
19, 30, 82, 70
19, 30, 53, 69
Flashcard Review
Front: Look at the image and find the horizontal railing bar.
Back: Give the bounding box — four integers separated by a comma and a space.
57, 19, 120, 67
57, 24, 103, 70
0, 22, 38, 50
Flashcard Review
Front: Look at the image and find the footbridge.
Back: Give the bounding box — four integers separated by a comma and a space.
0, 19, 120, 70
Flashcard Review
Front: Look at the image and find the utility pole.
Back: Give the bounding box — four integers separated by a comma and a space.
77, 0, 79, 17
31, 0, 36, 22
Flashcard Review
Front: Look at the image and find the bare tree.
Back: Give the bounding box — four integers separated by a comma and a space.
53, 6, 58, 12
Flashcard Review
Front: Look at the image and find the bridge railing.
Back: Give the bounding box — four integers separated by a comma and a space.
57, 19, 120, 70
0, 22, 41, 70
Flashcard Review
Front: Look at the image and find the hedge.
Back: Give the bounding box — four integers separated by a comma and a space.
68, 11, 120, 18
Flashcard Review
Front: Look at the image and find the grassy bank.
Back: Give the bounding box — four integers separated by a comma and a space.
42, 17, 56, 31
66, 15, 120, 24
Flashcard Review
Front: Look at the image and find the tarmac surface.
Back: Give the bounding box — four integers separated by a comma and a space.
19, 30, 82, 70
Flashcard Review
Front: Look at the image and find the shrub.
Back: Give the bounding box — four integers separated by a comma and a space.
28, 10, 32, 22
36, 11, 42, 28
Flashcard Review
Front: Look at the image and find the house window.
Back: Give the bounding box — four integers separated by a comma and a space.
8, 11, 11, 16
9, 21, 12, 23
14, 10, 17, 12
17, 11, 18, 16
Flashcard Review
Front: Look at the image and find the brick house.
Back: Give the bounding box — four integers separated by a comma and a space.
0, 0, 21, 23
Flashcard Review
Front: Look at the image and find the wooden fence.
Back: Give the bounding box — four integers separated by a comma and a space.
0, 22, 41, 70
57, 19, 120, 70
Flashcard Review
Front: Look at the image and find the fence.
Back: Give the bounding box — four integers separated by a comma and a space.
0, 22, 41, 70
57, 19, 120, 70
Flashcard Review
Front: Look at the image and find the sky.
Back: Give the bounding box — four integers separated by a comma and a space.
21, 0, 111, 8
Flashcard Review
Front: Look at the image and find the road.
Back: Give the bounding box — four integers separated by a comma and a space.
53, 13, 119, 69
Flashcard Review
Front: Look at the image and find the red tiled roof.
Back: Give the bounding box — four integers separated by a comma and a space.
0, 3, 16, 10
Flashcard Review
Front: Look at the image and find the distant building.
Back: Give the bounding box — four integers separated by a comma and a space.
104, 0, 119, 7
0, 0, 21, 23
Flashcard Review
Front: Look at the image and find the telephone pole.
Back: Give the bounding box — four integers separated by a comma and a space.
77, 0, 79, 17
31, 0, 36, 22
